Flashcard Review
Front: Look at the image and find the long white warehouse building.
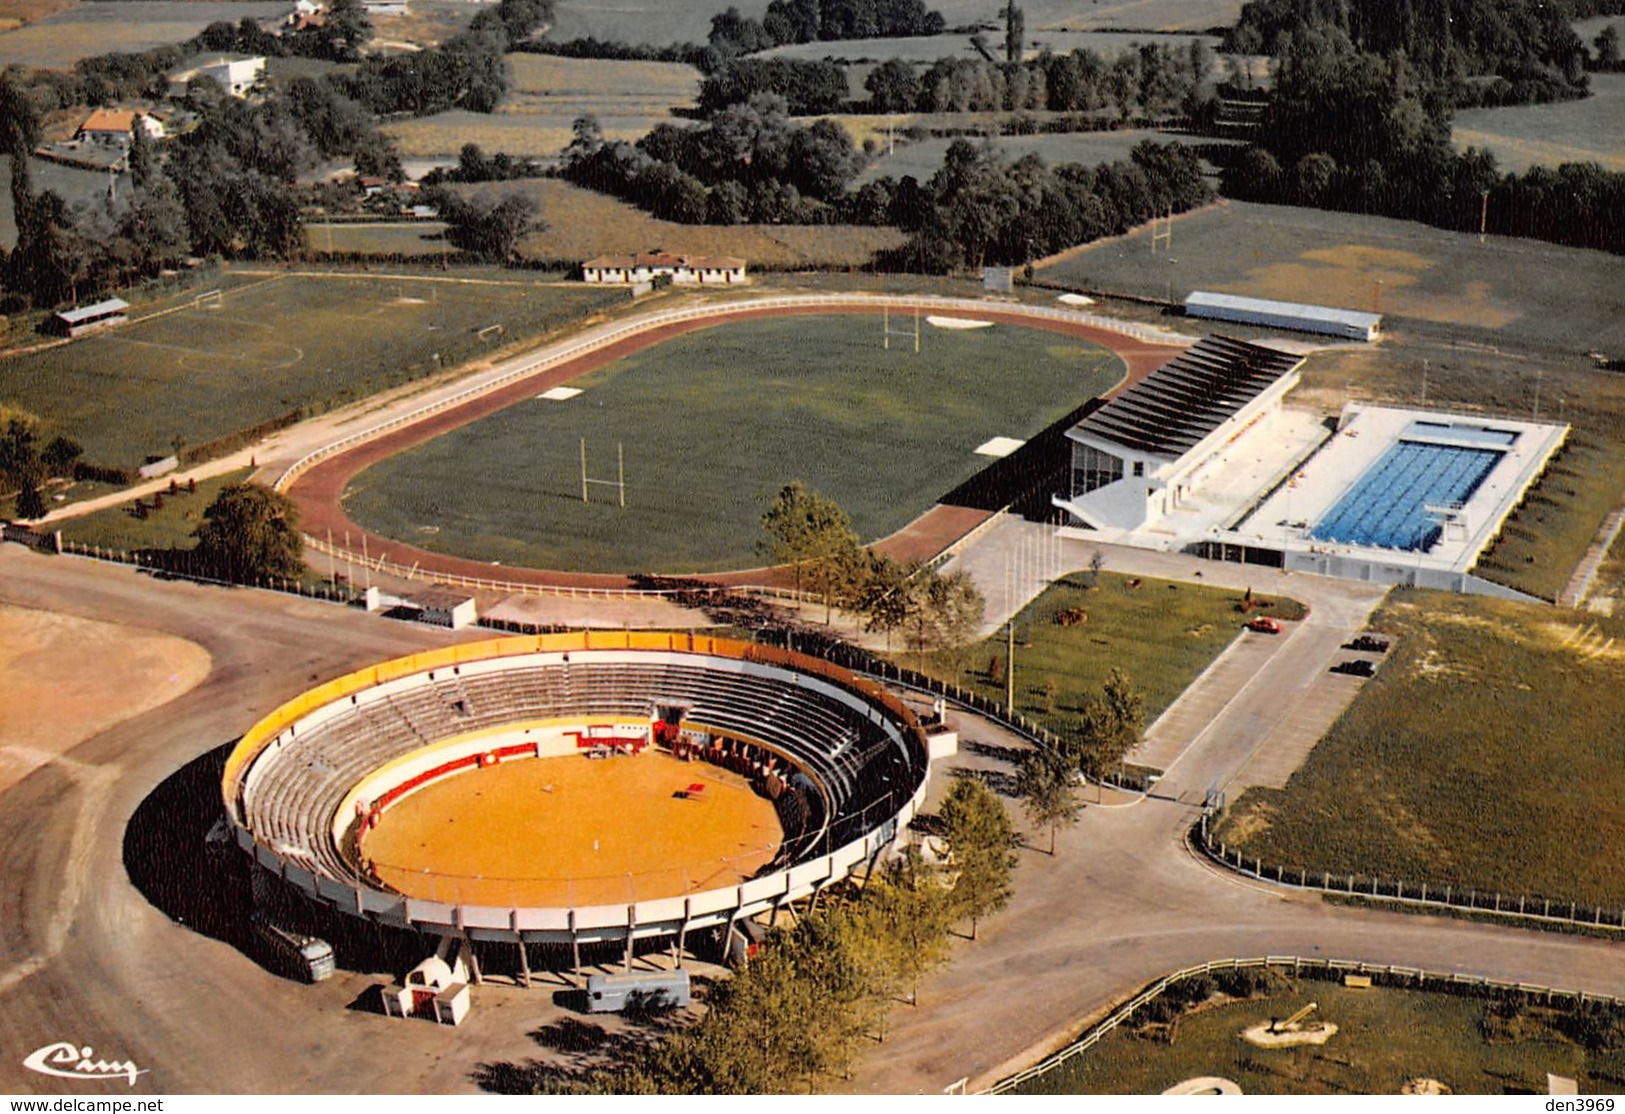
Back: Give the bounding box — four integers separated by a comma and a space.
1185, 291, 1382, 341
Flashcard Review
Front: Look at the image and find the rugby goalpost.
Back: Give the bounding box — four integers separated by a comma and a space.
580, 439, 626, 507
882, 306, 920, 352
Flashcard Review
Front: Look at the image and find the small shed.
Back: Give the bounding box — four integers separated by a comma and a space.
407, 590, 477, 629
51, 298, 130, 338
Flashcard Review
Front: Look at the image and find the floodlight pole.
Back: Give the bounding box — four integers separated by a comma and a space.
581, 438, 589, 503
1479, 190, 1490, 244
618, 441, 626, 508
1006, 617, 1015, 716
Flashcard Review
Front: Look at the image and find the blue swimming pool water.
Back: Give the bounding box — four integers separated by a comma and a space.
1310, 441, 1503, 551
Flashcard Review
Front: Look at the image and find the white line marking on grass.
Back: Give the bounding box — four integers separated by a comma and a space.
539, 387, 583, 401
975, 436, 1025, 458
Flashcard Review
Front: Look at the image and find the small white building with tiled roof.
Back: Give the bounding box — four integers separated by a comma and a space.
582, 252, 747, 285
76, 109, 164, 147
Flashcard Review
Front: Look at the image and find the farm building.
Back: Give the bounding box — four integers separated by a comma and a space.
75, 109, 164, 148
168, 55, 266, 98
49, 298, 130, 338
363, 0, 409, 14
1053, 335, 1305, 535
1185, 291, 1382, 341
582, 252, 747, 285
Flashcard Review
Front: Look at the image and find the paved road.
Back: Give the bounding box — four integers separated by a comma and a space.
4, 548, 1621, 1096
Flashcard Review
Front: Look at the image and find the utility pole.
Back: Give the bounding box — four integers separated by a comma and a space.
1479, 190, 1490, 244
1006, 617, 1015, 716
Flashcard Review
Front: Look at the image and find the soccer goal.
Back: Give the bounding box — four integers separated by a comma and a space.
193, 288, 224, 310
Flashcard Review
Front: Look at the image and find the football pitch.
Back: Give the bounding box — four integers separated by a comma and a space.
0, 273, 624, 468
340, 314, 1125, 574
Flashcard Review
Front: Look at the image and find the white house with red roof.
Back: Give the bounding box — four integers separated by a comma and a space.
581, 251, 747, 285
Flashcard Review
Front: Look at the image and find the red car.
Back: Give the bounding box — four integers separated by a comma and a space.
1245, 616, 1282, 634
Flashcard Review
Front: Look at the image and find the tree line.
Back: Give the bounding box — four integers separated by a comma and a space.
1224, 0, 1590, 106
1221, 21, 1625, 254
707, 0, 946, 57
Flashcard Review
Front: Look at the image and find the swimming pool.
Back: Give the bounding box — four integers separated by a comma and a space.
1310, 441, 1503, 551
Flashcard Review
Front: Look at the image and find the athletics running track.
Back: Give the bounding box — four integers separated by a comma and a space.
281, 295, 1187, 591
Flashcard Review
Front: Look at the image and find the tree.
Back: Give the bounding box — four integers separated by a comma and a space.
865, 58, 920, 112
0, 418, 44, 492
193, 482, 304, 583
325, 0, 373, 59
435, 190, 540, 262
936, 777, 1018, 938
1004, 1, 1025, 63
760, 481, 860, 620
13, 480, 45, 520
40, 435, 83, 478
901, 566, 984, 668
867, 844, 954, 1005
1016, 745, 1083, 855
1596, 25, 1622, 69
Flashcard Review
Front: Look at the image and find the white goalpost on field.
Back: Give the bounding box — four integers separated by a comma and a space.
193, 288, 223, 310
882, 305, 920, 352
580, 438, 626, 508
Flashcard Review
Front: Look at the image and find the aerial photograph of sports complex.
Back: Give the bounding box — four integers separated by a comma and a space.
1, 0, 1623, 1100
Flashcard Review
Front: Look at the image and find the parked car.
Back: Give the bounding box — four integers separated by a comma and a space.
1346, 634, 1390, 653
1245, 616, 1282, 634
1330, 659, 1377, 678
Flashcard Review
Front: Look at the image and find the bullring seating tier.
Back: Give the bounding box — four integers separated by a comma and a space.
238, 650, 921, 902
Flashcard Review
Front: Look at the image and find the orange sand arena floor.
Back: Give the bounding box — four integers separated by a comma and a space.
360, 751, 784, 908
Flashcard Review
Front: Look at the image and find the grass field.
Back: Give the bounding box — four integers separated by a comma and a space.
1017, 978, 1625, 1094
452, 178, 906, 268
1214, 590, 1625, 905
912, 571, 1304, 728
384, 53, 703, 159
1454, 74, 1625, 173
543, 0, 1244, 46
0, 273, 625, 468
1471, 432, 1625, 602
341, 314, 1124, 573
855, 128, 1232, 185
1038, 200, 1625, 353
305, 221, 453, 257
56, 468, 254, 553
0, 0, 288, 68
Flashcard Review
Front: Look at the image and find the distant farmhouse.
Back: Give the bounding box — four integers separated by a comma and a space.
75, 109, 164, 149
363, 0, 409, 15
168, 55, 267, 98
582, 252, 747, 285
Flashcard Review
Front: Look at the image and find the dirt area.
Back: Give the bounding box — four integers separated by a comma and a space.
0, 602, 211, 793
0, 0, 75, 26
363, 750, 782, 907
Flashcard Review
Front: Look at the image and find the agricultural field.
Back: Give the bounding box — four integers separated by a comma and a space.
385, 53, 699, 158
1454, 74, 1625, 173
341, 314, 1124, 573
0, 157, 110, 249
913, 571, 1305, 728
0, 272, 625, 469
1039, 200, 1625, 355
855, 128, 1229, 185
1016, 978, 1625, 1095
542, 0, 1246, 46
0, 0, 74, 33
456, 178, 906, 268
305, 220, 453, 257
1213, 590, 1625, 906
0, 0, 288, 69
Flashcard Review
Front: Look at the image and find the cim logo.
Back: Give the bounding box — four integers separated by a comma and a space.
22, 1042, 147, 1087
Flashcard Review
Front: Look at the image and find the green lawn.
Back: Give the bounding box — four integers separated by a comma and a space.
1454, 73, 1625, 173
1016, 979, 1625, 1094
57, 469, 253, 553
912, 571, 1305, 727
0, 273, 625, 470
1472, 433, 1625, 602
1037, 200, 1625, 355
1215, 590, 1625, 905
341, 314, 1123, 573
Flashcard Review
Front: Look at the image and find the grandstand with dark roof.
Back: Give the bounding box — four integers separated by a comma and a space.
1053, 335, 1305, 533
221, 632, 930, 952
